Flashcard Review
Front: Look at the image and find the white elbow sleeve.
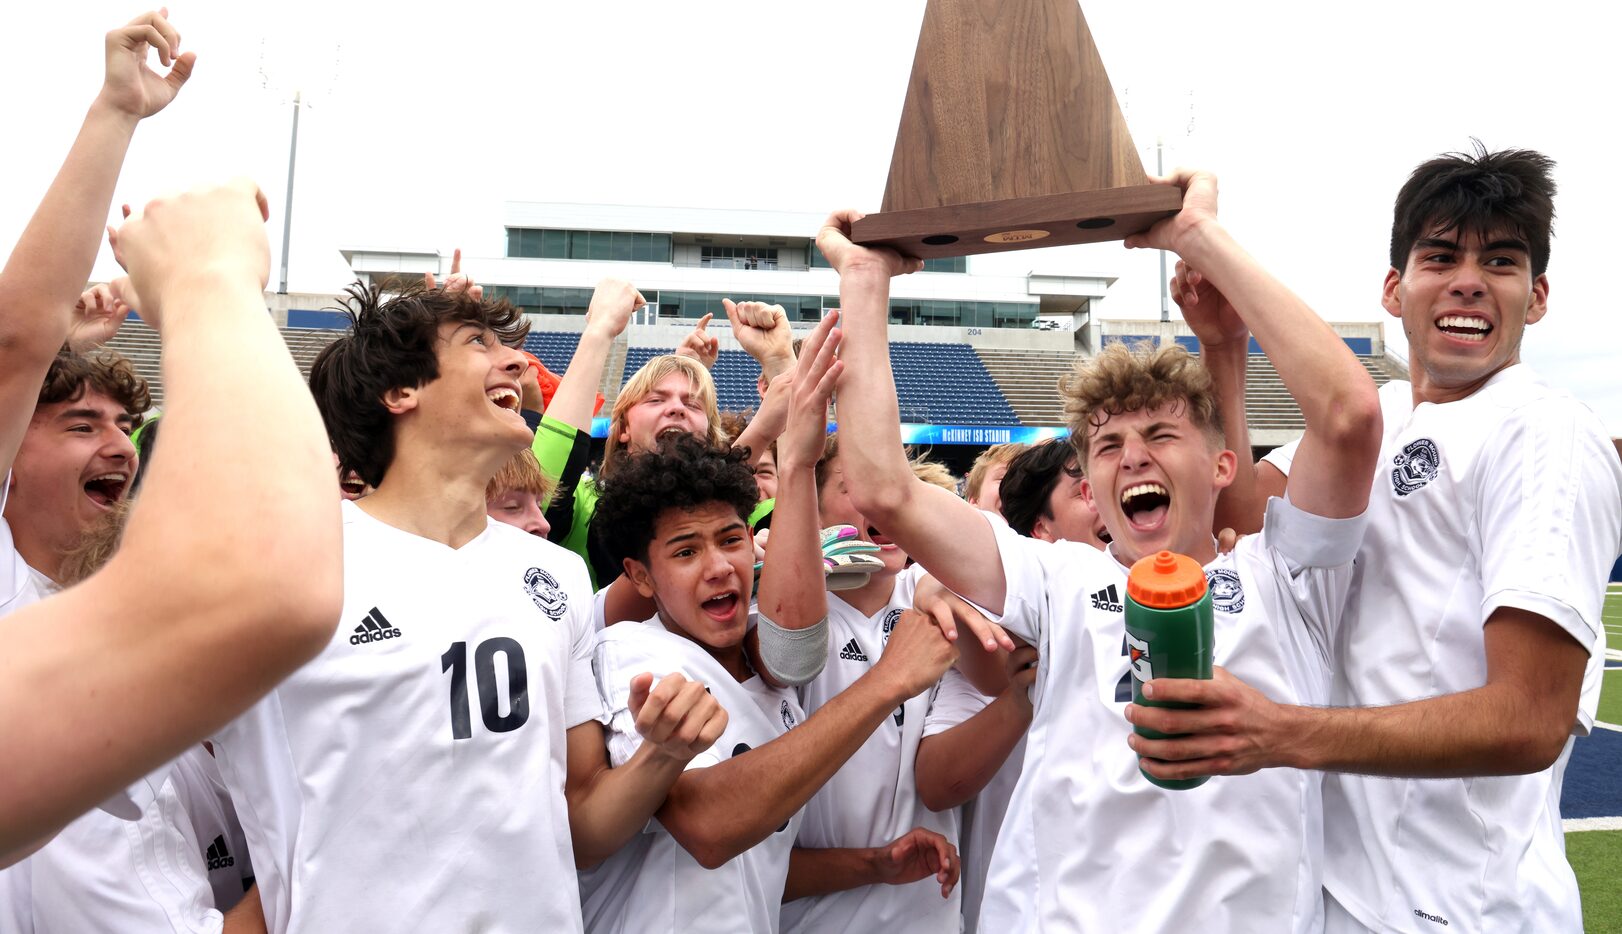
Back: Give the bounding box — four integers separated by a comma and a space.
756, 611, 829, 687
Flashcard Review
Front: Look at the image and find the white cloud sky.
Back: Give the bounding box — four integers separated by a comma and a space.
6, 0, 1620, 431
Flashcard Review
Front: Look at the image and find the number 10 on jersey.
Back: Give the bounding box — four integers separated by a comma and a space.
441, 639, 531, 740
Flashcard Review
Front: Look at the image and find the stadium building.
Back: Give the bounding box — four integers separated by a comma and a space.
103, 201, 1402, 471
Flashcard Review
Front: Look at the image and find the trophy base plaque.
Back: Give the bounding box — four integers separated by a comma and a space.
851, 184, 1180, 260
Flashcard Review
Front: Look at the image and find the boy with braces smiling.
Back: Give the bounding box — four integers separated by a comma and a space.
818, 166, 1386, 933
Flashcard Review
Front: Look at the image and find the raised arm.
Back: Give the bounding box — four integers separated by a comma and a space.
1170, 262, 1269, 535
674, 313, 719, 370
815, 212, 1007, 614
723, 299, 797, 383
1126, 172, 1381, 519
731, 372, 791, 470
656, 610, 955, 869
752, 313, 840, 686
545, 278, 642, 433
0, 180, 342, 858
0, 11, 193, 480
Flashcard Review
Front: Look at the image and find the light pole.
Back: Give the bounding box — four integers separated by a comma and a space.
259, 32, 340, 296
1157, 136, 1169, 323
278, 90, 302, 295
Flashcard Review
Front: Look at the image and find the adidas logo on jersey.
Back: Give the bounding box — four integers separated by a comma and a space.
838, 638, 869, 662
1090, 584, 1124, 613
349, 607, 402, 645
205, 835, 235, 871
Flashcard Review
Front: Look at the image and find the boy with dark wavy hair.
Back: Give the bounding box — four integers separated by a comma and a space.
221, 278, 729, 933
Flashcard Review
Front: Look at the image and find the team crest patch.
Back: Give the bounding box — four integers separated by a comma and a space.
1206, 568, 1245, 613
523, 567, 568, 620
780, 699, 798, 730
1391, 438, 1440, 496
881, 608, 903, 646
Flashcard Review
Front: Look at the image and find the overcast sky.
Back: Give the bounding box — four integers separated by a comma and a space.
6, 1, 1619, 431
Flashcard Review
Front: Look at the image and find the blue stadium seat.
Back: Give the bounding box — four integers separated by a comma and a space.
614, 340, 1021, 425
522, 332, 583, 375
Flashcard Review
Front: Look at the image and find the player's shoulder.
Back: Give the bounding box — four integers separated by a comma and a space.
482, 520, 594, 589
1472, 365, 1592, 423
994, 518, 1111, 569
595, 618, 721, 682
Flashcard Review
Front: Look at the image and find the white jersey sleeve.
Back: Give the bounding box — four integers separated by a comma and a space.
0, 477, 52, 622
1250, 495, 1368, 675
1474, 397, 1622, 656
941, 512, 1065, 645
1260, 439, 1298, 477
21, 765, 223, 934
168, 748, 254, 913
565, 572, 605, 730
593, 618, 726, 772
922, 667, 993, 738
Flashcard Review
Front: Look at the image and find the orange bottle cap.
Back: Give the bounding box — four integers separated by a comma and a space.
1126, 550, 1207, 609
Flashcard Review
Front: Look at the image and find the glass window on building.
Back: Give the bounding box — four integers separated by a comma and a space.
504, 228, 672, 263
542, 229, 567, 257
658, 290, 823, 321
484, 285, 595, 315
699, 246, 779, 270
994, 302, 1038, 328
883, 297, 1037, 328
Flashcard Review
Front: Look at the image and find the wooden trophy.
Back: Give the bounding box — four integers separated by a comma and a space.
851, 0, 1180, 259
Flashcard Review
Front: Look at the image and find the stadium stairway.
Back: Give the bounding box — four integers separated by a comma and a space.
102, 319, 346, 409
973, 347, 1078, 427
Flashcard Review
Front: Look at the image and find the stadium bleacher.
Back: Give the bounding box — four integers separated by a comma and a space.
102, 316, 1394, 441
523, 331, 583, 375
623, 342, 1020, 425
976, 344, 1398, 432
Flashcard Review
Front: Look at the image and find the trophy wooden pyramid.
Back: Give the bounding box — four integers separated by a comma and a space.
851, 0, 1180, 259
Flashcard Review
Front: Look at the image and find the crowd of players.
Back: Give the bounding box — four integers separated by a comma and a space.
3, 11, 1621, 934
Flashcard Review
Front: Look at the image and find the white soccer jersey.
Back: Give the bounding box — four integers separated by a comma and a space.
777, 566, 960, 934
1264, 368, 1622, 932
579, 615, 804, 934
0, 761, 223, 934
169, 748, 253, 913
920, 667, 1024, 934
970, 498, 1364, 934
0, 480, 50, 621
212, 500, 600, 934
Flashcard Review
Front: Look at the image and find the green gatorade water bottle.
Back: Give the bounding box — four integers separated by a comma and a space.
1124, 550, 1215, 790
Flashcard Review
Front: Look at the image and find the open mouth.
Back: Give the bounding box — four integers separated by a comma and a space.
1120, 482, 1170, 532
866, 525, 897, 549
340, 476, 367, 498
486, 387, 521, 412
1094, 523, 1112, 545
700, 590, 740, 622
83, 472, 129, 508
1436, 314, 1492, 344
